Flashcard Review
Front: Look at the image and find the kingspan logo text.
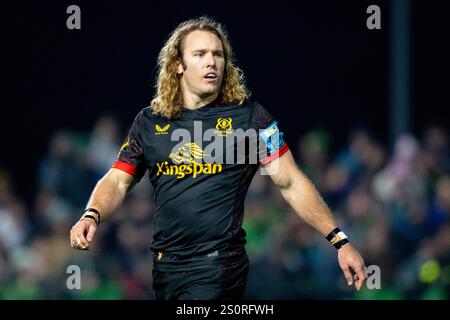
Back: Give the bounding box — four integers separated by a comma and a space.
156, 142, 222, 179
156, 161, 223, 179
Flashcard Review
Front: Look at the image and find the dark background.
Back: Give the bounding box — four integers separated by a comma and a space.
3, 0, 449, 202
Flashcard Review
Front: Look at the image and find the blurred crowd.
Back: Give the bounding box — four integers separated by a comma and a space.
0, 115, 449, 299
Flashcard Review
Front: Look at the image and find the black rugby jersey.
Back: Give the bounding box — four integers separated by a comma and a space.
113, 97, 289, 270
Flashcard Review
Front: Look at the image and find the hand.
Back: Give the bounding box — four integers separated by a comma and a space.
337, 243, 368, 291
70, 218, 97, 250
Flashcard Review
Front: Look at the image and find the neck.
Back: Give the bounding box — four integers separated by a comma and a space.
183, 91, 219, 110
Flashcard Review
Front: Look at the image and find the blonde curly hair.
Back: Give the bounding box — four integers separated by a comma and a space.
151, 16, 250, 119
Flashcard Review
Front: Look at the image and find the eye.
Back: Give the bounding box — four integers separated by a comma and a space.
194, 52, 204, 57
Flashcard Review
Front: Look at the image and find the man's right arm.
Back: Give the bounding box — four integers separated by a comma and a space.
85, 168, 137, 222
70, 168, 137, 250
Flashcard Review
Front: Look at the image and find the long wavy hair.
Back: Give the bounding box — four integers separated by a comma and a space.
151, 16, 250, 119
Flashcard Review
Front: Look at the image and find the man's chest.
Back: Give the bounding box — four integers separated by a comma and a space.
141, 110, 253, 166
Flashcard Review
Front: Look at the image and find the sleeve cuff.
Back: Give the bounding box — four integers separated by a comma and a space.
112, 160, 139, 176
260, 143, 289, 165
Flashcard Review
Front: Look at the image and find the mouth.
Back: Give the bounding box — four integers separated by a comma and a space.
204, 72, 218, 81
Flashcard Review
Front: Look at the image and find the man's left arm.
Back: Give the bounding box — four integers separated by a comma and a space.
264, 150, 368, 290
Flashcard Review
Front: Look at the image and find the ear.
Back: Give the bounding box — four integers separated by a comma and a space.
177, 59, 184, 75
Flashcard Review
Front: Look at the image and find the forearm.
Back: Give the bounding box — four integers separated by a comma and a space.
268, 152, 367, 289
280, 170, 336, 237
85, 171, 130, 223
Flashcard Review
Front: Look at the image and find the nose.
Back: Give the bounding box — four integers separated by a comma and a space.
205, 52, 216, 69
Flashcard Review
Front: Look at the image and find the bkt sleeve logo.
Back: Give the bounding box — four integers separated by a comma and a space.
260, 121, 285, 154
215, 118, 233, 137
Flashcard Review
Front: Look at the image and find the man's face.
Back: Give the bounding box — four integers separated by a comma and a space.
178, 30, 225, 99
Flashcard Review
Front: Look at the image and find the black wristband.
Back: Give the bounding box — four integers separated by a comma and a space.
326, 227, 341, 242
334, 238, 349, 249
326, 227, 349, 249
84, 208, 101, 224
81, 214, 99, 226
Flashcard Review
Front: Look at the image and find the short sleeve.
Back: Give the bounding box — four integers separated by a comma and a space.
112, 111, 147, 180
250, 103, 289, 165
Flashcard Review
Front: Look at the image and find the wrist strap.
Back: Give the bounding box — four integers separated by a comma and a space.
326, 227, 349, 249
81, 214, 99, 226
83, 208, 101, 225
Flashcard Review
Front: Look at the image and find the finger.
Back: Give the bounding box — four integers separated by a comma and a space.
71, 237, 78, 249
355, 267, 366, 291
70, 228, 80, 249
76, 233, 89, 250
86, 223, 97, 243
70, 229, 75, 248
71, 236, 81, 249
354, 273, 361, 291
77, 236, 90, 250
342, 267, 353, 286
359, 258, 368, 278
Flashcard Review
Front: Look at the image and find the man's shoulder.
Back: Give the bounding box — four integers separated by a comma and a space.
239, 100, 269, 112
225, 100, 274, 123
234, 100, 259, 107
138, 105, 153, 117
242, 100, 271, 116
134, 106, 166, 122
226, 100, 262, 113
245, 101, 275, 128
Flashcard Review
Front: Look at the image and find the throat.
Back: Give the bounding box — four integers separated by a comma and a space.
184, 93, 219, 110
